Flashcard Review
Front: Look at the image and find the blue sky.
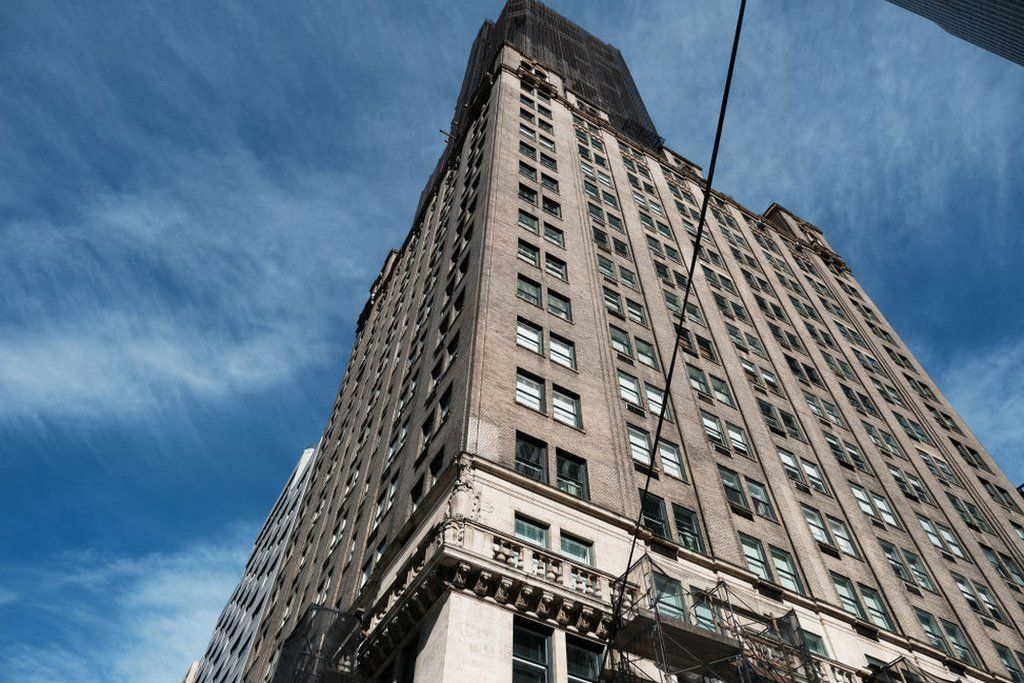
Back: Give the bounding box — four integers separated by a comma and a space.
0, 1, 1021, 680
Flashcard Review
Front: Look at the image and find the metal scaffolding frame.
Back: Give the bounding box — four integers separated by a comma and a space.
271, 606, 362, 683
608, 553, 821, 683
866, 656, 965, 683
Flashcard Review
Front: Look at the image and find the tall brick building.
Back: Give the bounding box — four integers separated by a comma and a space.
195, 2, 1024, 681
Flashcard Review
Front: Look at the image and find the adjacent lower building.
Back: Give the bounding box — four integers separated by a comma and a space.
197, 2, 1024, 681
193, 447, 316, 683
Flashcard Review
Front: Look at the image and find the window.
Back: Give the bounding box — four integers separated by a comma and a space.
610, 325, 632, 356
740, 534, 772, 580
519, 183, 537, 205
994, 643, 1024, 683
859, 584, 893, 629
759, 400, 784, 433
515, 369, 545, 413
519, 209, 539, 233
544, 253, 567, 281
952, 573, 1006, 623
918, 515, 965, 558
673, 504, 705, 554
696, 336, 717, 362
517, 275, 542, 306
542, 196, 561, 217
659, 440, 684, 479
916, 609, 949, 655
710, 375, 735, 406
872, 492, 900, 527
974, 582, 1006, 623
942, 620, 977, 666
640, 490, 669, 538
556, 451, 589, 499
626, 300, 647, 326
513, 619, 551, 683
552, 387, 581, 427
547, 290, 572, 321
902, 549, 935, 591
850, 483, 900, 528
687, 364, 710, 395
725, 422, 750, 456
801, 631, 828, 658
560, 534, 593, 565
515, 514, 548, 547
803, 506, 833, 546
719, 466, 749, 510
603, 287, 623, 315
801, 460, 829, 494
549, 335, 576, 369
827, 517, 859, 557
700, 411, 726, 448
566, 636, 602, 683
636, 339, 659, 369
770, 547, 803, 593
515, 432, 547, 483
544, 223, 564, 247
778, 448, 805, 484
628, 425, 652, 465
516, 318, 543, 353
646, 384, 669, 420
831, 573, 865, 620
653, 573, 685, 619
664, 291, 682, 316
519, 161, 537, 181
746, 479, 776, 520
617, 370, 642, 406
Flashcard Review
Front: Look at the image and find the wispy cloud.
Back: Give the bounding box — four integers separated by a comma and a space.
931, 339, 1024, 485
0, 149, 388, 421
0, 523, 256, 683
0, 0, 446, 424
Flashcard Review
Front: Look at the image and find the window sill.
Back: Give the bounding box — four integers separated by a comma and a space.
633, 461, 659, 478
729, 503, 754, 520
626, 403, 645, 418
755, 580, 785, 602
818, 542, 841, 559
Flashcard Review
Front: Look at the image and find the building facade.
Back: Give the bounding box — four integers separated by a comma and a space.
206, 2, 1024, 681
886, 0, 1024, 67
193, 448, 317, 683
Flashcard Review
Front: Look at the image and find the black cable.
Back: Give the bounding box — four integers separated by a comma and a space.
600, 0, 748, 673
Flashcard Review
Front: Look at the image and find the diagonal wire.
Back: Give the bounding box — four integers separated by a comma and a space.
600, 0, 748, 675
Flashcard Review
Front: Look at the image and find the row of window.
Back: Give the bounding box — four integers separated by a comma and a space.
525, 88, 1024, 667
515, 369, 582, 429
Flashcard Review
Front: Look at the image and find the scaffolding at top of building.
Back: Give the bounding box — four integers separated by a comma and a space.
608, 553, 821, 683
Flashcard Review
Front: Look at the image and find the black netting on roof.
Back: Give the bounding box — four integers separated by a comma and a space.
415, 0, 661, 223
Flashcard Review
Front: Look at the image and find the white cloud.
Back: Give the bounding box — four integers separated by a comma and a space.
0, 524, 257, 683
0, 149, 396, 422
932, 339, 1024, 484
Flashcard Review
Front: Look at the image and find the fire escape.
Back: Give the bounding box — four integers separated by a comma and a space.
608, 553, 821, 683
271, 606, 362, 683
865, 657, 966, 683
